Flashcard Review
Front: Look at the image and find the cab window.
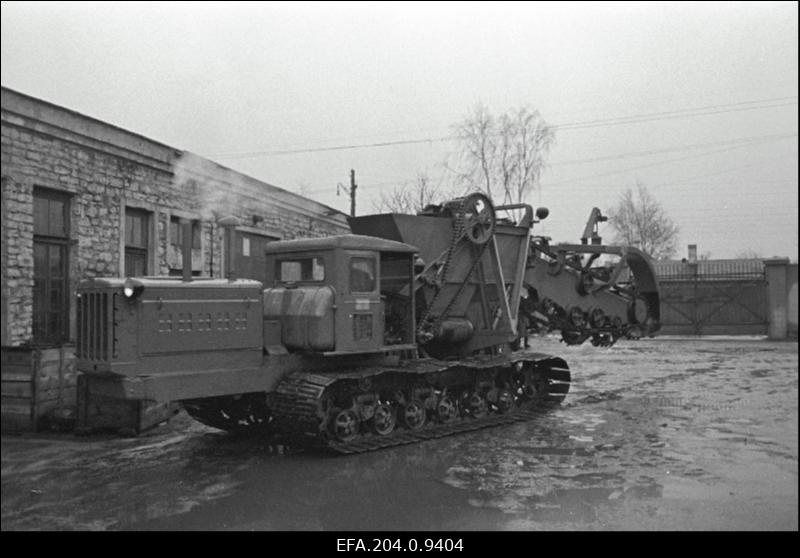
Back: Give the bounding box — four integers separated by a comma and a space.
278, 257, 325, 282
350, 258, 376, 293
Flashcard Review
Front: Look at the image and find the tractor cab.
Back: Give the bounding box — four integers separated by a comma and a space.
262, 235, 418, 355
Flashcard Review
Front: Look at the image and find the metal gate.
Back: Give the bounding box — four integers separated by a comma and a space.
657, 262, 768, 336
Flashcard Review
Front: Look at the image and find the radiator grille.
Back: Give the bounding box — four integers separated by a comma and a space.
76, 291, 115, 361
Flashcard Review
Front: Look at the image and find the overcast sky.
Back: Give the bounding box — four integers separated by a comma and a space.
2, 1, 797, 259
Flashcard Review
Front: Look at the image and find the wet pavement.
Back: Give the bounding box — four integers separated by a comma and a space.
2, 337, 797, 531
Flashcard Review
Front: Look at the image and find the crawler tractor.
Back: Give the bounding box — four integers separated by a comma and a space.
75, 194, 659, 453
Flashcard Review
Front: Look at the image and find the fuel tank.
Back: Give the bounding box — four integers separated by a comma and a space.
263, 286, 336, 351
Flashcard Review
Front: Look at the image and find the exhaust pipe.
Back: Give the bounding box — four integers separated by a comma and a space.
181, 218, 193, 282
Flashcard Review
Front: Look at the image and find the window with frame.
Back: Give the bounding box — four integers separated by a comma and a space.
277, 257, 326, 282
125, 208, 150, 276
170, 216, 201, 249
350, 257, 376, 293
33, 188, 70, 345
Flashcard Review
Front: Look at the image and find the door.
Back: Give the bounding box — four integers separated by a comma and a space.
235, 231, 278, 284
338, 252, 383, 352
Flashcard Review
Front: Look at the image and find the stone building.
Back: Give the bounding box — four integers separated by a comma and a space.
1, 86, 349, 430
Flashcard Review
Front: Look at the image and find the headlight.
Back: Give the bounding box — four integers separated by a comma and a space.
123, 278, 144, 300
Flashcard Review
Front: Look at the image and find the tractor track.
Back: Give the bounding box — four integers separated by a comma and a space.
269, 354, 570, 455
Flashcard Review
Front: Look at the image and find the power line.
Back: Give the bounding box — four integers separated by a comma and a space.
553, 99, 798, 131
278, 133, 799, 196
541, 135, 798, 187
293, 95, 799, 148
651, 151, 799, 186
548, 132, 798, 167
539, 158, 798, 191
214, 135, 461, 159
536, 150, 799, 193
208, 96, 798, 160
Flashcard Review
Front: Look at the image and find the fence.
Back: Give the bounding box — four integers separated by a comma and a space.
655, 258, 796, 338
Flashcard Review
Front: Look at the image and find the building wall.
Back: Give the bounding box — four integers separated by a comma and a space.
1, 86, 349, 348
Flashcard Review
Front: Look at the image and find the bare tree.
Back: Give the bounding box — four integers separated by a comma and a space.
372, 173, 452, 214
607, 183, 680, 260
735, 249, 763, 259
449, 103, 555, 206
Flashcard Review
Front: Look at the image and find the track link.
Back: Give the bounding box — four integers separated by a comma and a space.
316, 407, 547, 455
269, 354, 570, 454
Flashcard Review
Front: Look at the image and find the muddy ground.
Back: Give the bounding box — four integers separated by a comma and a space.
1, 337, 797, 531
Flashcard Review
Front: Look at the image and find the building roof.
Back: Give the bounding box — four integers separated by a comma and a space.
1, 86, 349, 225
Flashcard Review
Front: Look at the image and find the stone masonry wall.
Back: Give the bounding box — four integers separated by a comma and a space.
1, 174, 34, 343
1, 87, 349, 347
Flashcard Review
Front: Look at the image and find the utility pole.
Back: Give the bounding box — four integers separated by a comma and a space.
337, 169, 357, 217
350, 169, 357, 217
